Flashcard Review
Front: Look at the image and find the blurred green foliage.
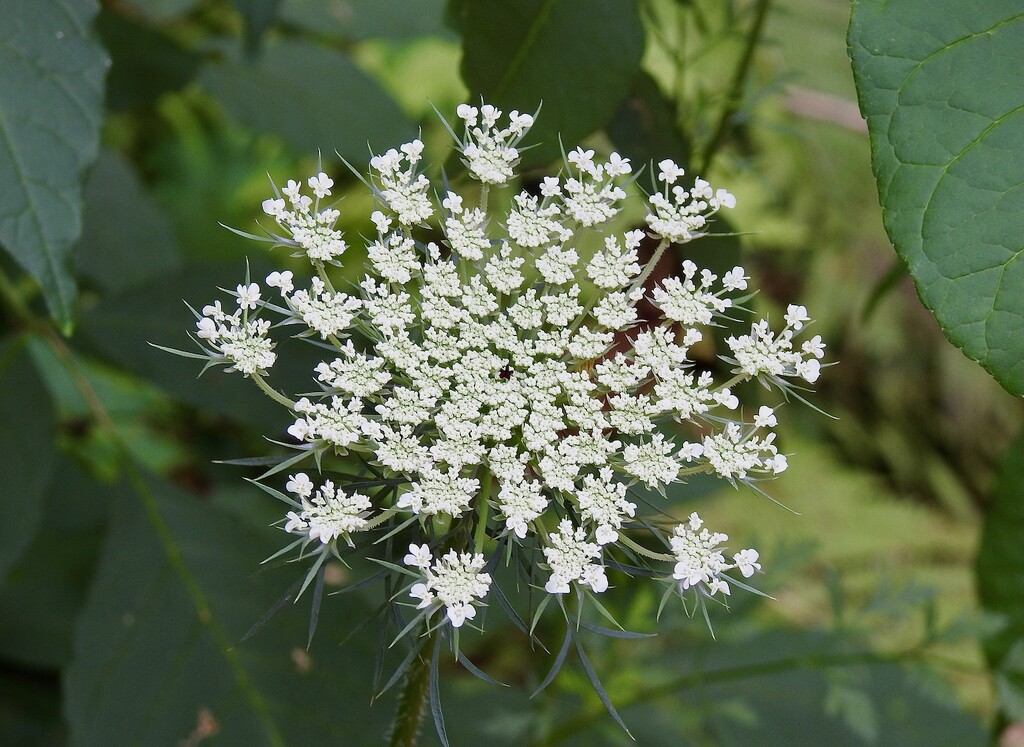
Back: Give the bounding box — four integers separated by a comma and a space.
0, 0, 1021, 744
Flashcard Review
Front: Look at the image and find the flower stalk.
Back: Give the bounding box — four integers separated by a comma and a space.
387, 634, 435, 747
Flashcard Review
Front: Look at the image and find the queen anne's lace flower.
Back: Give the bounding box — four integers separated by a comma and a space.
404, 545, 492, 628
195, 294, 276, 375
261, 173, 348, 262
725, 314, 824, 384
179, 102, 826, 656
646, 164, 736, 244
543, 519, 608, 594
456, 104, 534, 185
284, 473, 372, 545
670, 512, 760, 597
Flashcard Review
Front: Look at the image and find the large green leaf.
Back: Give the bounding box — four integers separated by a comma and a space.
0, 337, 56, 584
96, 8, 202, 111
76, 149, 183, 294
848, 1, 1024, 395
448, 0, 645, 165
280, 0, 452, 40
977, 432, 1024, 721
0, 458, 111, 670
65, 473, 389, 746
232, 0, 283, 55
0, 0, 108, 331
200, 40, 413, 162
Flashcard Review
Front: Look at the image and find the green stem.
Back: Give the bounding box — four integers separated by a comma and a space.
629, 239, 671, 294
698, 0, 772, 173
473, 468, 494, 552
251, 373, 297, 409
388, 633, 437, 747
717, 372, 750, 391
0, 267, 116, 433
618, 534, 674, 562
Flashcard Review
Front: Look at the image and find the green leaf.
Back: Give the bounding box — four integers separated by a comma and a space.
0, 669, 65, 747
65, 473, 389, 745
96, 8, 202, 111
131, 0, 195, 18
280, 0, 452, 41
0, 337, 56, 584
0, 0, 109, 331
200, 40, 414, 163
606, 72, 691, 172
76, 149, 183, 293
977, 432, 1024, 721
232, 0, 283, 56
848, 1, 1024, 395
0, 458, 111, 669
449, 0, 644, 165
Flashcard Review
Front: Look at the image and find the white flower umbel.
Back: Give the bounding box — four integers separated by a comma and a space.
670, 512, 761, 599
543, 519, 608, 594
283, 473, 372, 546
194, 293, 276, 376
404, 545, 492, 628
455, 103, 534, 185
262, 174, 348, 262
172, 102, 828, 700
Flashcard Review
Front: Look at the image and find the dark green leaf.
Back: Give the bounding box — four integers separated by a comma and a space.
977, 432, 1024, 720
532, 627, 571, 697
449, 0, 644, 165
132, 0, 195, 18
281, 0, 452, 40
607, 72, 691, 171
96, 8, 202, 111
76, 149, 183, 293
65, 473, 389, 745
0, 458, 111, 669
233, 0, 283, 56
849, 1, 1024, 394
0, 670, 64, 747
0, 0, 109, 330
200, 40, 413, 162
0, 337, 56, 583
570, 629, 632, 737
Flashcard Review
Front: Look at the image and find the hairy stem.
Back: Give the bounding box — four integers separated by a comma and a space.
250, 372, 297, 409
388, 633, 436, 747
628, 239, 671, 295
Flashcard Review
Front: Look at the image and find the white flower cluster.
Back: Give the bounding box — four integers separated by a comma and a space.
671, 512, 760, 598
194, 289, 276, 375
455, 103, 534, 185
404, 544, 492, 628
184, 102, 827, 635
262, 173, 348, 262
647, 160, 736, 243
283, 473, 372, 545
